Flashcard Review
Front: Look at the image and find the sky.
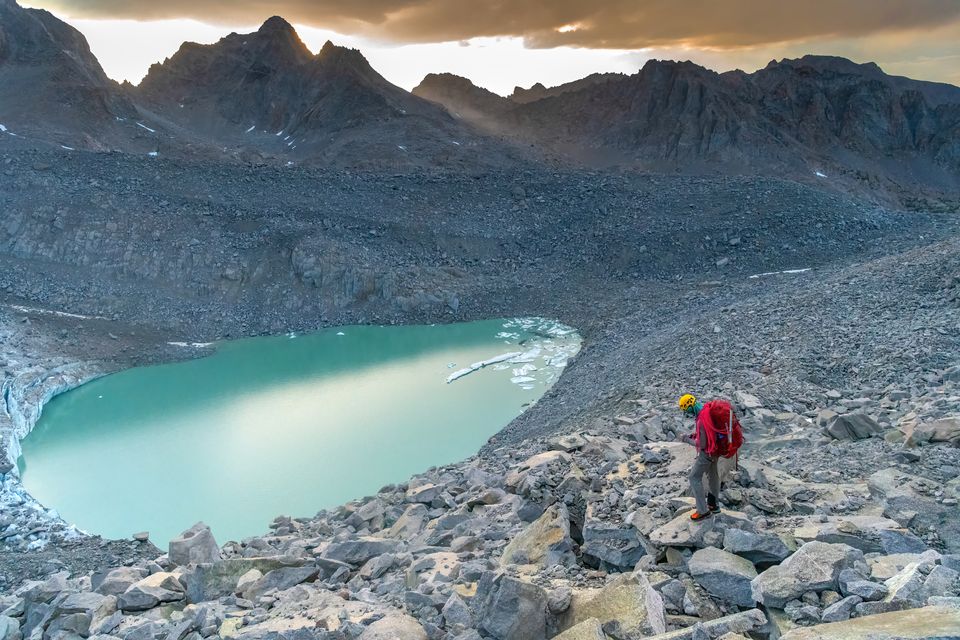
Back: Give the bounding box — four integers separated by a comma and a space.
22, 0, 960, 95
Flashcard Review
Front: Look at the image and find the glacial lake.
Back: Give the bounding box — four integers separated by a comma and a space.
19, 318, 580, 545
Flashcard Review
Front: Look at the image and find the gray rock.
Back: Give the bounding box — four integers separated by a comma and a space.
581, 511, 646, 571
722, 529, 792, 564
321, 536, 404, 566
241, 565, 320, 601
0, 616, 20, 640
820, 595, 862, 623
118, 573, 185, 612
169, 523, 220, 566
825, 413, 882, 441
181, 557, 307, 603
441, 593, 472, 628
688, 547, 758, 607
94, 568, 148, 597
751, 542, 865, 608
474, 573, 547, 640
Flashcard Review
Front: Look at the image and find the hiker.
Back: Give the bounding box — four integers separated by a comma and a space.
678, 393, 743, 521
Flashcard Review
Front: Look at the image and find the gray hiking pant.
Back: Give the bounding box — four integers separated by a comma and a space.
689, 451, 720, 515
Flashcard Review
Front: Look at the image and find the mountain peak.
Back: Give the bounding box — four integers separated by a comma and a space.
258, 15, 295, 35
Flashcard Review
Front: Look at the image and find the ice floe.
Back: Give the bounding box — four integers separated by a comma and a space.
447, 317, 581, 387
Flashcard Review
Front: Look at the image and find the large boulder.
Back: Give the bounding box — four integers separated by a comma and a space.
906, 416, 960, 446
180, 556, 310, 603
689, 547, 758, 607
240, 565, 321, 601
793, 516, 926, 554
869, 468, 960, 553
649, 509, 754, 549
474, 572, 548, 640
118, 573, 185, 612
581, 504, 647, 571
321, 536, 404, 566
751, 542, 865, 608
357, 614, 428, 639
723, 529, 793, 564
501, 504, 576, 570
883, 562, 960, 606
552, 618, 605, 640
778, 604, 960, 639
825, 413, 882, 441
168, 522, 220, 566
560, 572, 666, 639
93, 567, 148, 597
626, 609, 766, 640
0, 616, 19, 640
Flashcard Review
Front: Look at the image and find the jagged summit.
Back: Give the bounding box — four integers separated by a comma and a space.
257, 15, 296, 34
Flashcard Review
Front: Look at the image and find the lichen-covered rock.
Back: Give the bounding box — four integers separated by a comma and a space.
500, 504, 576, 569
779, 604, 960, 639
560, 572, 666, 639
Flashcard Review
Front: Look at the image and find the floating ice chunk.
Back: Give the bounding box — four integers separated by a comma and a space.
276, 130, 284, 136
398, 145, 407, 151
447, 351, 523, 383
511, 376, 536, 384
336, 331, 345, 336
246, 125, 256, 133
0, 124, 6, 132
815, 171, 827, 178
136, 122, 156, 133
513, 364, 537, 376
147, 151, 158, 157
452, 141, 461, 146
60, 145, 74, 151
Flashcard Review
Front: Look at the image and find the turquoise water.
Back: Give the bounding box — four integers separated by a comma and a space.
19, 318, 580, 545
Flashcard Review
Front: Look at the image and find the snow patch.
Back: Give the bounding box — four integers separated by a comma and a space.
397, 145, 407, 151
246, 125, 256, 133
276, 130, 284, 136
451, 141, 461, 146
167, 341, 215, 348
147, 151, 159, 157
60, 145, 74, 151
136, 122, 156, 133
815, 171, 827, 178
0, 124, 7, 132
749, 268, 812, 279
6, 304, 104, 320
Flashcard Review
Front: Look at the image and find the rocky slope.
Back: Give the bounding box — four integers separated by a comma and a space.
413, 56, 960, 204
0, 144, 958, 638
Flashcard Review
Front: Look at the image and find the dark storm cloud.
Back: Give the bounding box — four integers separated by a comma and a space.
31, 0, 960, 48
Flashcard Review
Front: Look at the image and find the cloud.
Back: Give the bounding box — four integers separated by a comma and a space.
29, 0, 960, 50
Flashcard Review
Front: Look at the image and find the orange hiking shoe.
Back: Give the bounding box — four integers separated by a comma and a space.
690, 510, 712, 521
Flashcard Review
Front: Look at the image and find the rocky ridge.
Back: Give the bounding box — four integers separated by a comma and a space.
413, 56, 960, 205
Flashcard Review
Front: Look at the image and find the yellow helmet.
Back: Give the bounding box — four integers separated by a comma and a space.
678, 394, 697, 411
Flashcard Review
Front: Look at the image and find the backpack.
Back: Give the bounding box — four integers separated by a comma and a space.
697, 399, 744, 458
